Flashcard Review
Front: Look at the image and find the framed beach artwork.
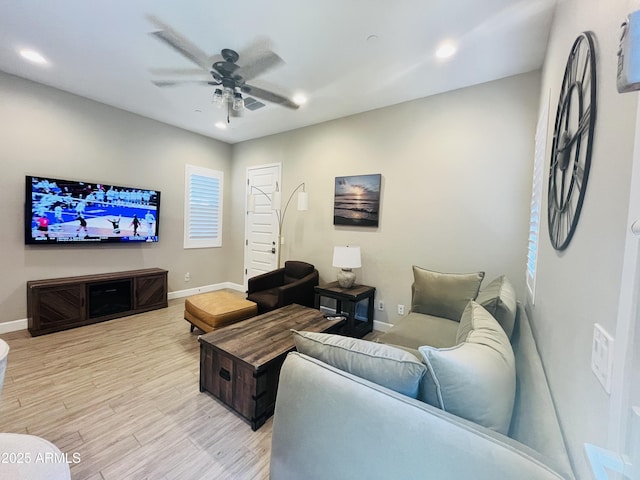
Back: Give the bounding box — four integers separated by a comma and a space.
334, 174, 381, 227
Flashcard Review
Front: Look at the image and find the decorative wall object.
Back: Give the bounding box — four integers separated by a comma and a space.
333, 174, 381, 227
548, 31, 597, 251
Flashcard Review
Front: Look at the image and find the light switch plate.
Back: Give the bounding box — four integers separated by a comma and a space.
591, 323, 614, 394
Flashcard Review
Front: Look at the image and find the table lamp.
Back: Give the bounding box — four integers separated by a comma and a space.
332, 246, 361, 288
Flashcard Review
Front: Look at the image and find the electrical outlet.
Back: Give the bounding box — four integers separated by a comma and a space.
397, 304, 405, 315
184, 272, 190, 282
591, 323, 614, 394
377, 300, 384, 311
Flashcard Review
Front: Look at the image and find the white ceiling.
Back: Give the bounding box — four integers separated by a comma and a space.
0, 0, 556, 144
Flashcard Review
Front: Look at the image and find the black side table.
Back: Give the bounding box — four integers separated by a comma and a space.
314, 282, 375, 338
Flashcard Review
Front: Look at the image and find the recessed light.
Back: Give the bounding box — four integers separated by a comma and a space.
214, 122, 227, 130
292, 93, 307, 106
435, 42, 457, 60
19, 48, 48, 65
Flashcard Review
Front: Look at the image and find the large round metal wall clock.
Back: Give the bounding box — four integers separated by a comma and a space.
548, 31, 597, 251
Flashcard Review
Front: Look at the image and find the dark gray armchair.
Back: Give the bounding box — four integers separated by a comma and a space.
247, 261, 319, 314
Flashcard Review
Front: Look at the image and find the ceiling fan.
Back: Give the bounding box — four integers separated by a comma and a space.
147, 15, 299, 122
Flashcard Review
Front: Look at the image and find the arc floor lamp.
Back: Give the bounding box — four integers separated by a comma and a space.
248, 182, 308, 268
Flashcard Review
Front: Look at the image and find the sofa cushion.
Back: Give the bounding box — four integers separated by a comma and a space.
419, 301, 516, 434
411, 266, 485, 321
246, 288, 280, 311
284, 261, 315, 282
292, 330, 427, 398
475, 275, 517, 339
384, 343, 422, 361
378, 312, 459, 350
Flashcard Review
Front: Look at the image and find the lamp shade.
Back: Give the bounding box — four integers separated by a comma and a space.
332, 246, 361, 269
271, 190, 282, 211
297, 191, 309, 211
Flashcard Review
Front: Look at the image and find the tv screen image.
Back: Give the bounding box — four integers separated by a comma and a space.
25, 175, 161, 245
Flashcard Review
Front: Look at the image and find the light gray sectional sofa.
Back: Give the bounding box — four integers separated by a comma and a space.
270, 268, 575, 479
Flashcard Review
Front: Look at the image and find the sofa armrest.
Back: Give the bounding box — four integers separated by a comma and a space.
271, 352, 571, 480
509, 305, 574, 477
247, 268, 285, 294
277, 270, 319, 307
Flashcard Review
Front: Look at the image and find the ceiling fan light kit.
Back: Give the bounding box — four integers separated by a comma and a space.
212, 86, 244, 111
233, 92, 245, 111
212, 88, 224, 105
148, 16, 300, 126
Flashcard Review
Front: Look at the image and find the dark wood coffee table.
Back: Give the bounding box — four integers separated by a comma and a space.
198, 303, 345, 430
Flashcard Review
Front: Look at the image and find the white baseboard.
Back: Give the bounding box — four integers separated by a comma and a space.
2, 304, 390, 335
168, 282, 245, 300
4, 284, 389, 334
373, 320, 393, 332
0, 282, 246, 334
0, 318, 28, 334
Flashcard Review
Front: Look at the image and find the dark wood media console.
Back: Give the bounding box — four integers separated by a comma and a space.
27, 268, 168, 336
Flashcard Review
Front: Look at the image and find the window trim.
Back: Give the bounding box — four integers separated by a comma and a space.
184, 164, 223, 249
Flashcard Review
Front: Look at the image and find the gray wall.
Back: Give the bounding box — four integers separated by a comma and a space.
4, 18, 629, 475
230, 71, 541, 325
0, 72, 234, 323
531, 0, 639, 478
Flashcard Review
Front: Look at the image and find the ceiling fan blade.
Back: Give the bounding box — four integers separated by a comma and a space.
152, 79, 214, 87
232, 37, 284, 81
147, 15, 211, 70
209, 37, 261, 68
149, 67, 208, 76
243, 84, 299, 110
237, 51, 284, 81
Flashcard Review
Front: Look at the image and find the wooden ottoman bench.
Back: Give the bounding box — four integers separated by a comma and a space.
184, 291, 257, 333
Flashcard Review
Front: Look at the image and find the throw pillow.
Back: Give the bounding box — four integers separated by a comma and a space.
475, 275, 517, 339
292, 330, 427, 398
419, 301, 516, 434
411, 266, 485, 321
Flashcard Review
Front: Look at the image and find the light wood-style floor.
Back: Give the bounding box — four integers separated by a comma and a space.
0, 296, 272, 480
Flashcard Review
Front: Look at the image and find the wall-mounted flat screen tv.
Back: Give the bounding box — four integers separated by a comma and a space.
25, 175, 160, 245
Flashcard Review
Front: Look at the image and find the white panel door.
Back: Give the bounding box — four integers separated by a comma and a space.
244, 164, 280, 286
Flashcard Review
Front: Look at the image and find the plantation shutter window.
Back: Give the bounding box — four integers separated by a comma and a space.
526, 101, 548, 302
184, 164, 223, 249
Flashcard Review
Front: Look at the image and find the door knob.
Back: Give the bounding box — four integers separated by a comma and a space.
271, 247, 276, 254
